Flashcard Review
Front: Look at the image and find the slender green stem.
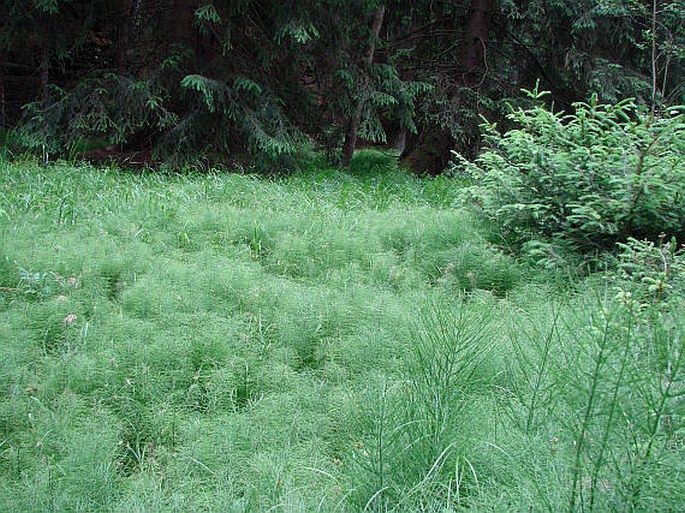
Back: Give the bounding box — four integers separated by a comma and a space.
589, 305, 633, 511
526, 306, 560, 433
626, 326, 684, 510
569, 312, 613, 513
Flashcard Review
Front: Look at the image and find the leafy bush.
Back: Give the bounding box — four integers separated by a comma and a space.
455, 85, 685, 254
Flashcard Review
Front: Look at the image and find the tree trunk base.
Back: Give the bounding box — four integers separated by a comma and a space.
400, 128, 454, 175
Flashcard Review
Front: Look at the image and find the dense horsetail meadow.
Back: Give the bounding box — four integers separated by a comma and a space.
1, 137, 684, 511
2, 0, 685, 509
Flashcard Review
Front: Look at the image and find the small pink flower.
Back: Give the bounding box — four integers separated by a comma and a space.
63, 314, 77, 326
56, 295, 67, 302
67, 277, 80, 288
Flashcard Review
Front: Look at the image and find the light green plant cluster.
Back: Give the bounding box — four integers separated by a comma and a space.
455, 84, 685, 256
615, 235, 685, 305
0, 151, 683, 511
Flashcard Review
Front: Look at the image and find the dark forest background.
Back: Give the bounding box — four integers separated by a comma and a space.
1, 0, 683, 172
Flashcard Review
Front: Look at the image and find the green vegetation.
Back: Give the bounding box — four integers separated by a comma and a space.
3, 1, 684, 171
3, 0, 683, 507
456, 86, 685, 256
1, 150, 683, 511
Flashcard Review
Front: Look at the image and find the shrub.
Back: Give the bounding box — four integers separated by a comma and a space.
615, 235, 685, 305
455, 85, 685, 254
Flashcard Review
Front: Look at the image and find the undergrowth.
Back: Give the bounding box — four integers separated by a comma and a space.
0, 150, 682, 511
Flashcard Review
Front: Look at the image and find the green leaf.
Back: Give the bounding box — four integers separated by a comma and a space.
181, 74, 215, 112
234, 77, 262, 96
195, 4, 222, 24
275, 21, 320, 45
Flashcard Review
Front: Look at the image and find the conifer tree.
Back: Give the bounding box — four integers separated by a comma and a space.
0, 0, 682, 169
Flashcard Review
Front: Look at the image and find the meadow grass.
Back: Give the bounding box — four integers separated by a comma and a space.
0, 151, 682, 512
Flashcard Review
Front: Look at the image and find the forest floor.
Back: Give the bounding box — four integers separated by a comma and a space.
1, 151, 683, 512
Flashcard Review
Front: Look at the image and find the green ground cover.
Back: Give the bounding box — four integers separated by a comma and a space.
0, 152, 683, 511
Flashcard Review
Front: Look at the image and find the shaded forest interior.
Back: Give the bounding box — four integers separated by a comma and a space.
1, 0, 683, 171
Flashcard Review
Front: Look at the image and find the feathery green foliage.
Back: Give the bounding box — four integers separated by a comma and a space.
0, 151, 683, 511
456, 85, 685, 257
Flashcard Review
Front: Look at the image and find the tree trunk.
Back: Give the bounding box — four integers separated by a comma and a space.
40, 45, 49, 102
174, 0, 199, 65
341, 5, 386, 167
0, 64, 5, 129
461, 0, 494, 88
401, 0, 494, 174
341, 105, 362, 168
115, 0, 134, 68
